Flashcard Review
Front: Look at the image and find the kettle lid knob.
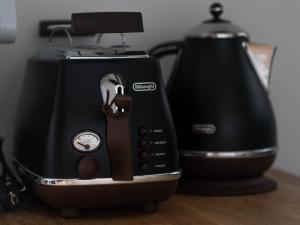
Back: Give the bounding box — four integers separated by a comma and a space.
210, 2, 224, 21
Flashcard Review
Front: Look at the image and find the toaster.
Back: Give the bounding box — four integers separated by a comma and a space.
12, 12, 180, 217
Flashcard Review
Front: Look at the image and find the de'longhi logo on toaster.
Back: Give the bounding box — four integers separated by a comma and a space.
132, 82, 157, 92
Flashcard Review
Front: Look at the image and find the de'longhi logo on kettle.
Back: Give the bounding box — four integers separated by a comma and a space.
132, 82, 157, 92
192, 124, 216, 135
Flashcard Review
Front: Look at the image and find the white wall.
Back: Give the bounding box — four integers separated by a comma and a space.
0, 0, 299, 175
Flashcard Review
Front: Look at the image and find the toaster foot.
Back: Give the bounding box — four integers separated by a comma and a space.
139, 203, 159, 213
60, 208, 81, 218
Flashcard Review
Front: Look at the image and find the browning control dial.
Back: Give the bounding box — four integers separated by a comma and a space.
73, 131, 101, 152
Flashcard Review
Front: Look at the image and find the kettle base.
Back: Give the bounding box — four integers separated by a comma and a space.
61, 208, 82, 218
177, 176, 277, 196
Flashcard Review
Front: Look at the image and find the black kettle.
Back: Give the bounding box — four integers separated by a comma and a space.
149, 3, 278, 195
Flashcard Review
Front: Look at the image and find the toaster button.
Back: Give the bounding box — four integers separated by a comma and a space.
139, 163, 148, 172
138, 127, 147, 137
138, 139, 148, 148
139, 151, 148, 160
77, 157, 99, 179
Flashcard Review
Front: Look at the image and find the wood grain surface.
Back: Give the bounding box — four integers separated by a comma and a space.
0, 170, 299, 225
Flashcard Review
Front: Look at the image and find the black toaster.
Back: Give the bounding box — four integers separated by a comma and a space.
12, 12, 180, 217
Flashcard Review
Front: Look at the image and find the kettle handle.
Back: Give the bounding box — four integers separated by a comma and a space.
149, 41, 184, 92
148, 41, 184, 58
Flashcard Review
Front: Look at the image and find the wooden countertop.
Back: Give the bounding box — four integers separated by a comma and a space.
0, 170, 299, 225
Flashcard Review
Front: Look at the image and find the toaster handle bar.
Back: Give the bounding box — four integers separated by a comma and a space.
71, 12, 144, 35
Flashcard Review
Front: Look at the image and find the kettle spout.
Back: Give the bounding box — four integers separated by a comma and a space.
245, 43, 277, 91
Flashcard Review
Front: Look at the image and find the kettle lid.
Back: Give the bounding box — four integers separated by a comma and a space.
187, 3, 249, 39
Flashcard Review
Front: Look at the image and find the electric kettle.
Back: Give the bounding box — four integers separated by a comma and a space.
149, 3, 277, 195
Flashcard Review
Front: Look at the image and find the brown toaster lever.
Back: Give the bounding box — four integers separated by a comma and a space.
102, 95, 133, 181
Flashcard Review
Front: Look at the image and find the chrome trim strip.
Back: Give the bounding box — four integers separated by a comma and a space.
47, 24, 71, 30
188, 32, 248, 39
13, 159, 181, 187
65, 55, 149, 60
180, 147, 277, 159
